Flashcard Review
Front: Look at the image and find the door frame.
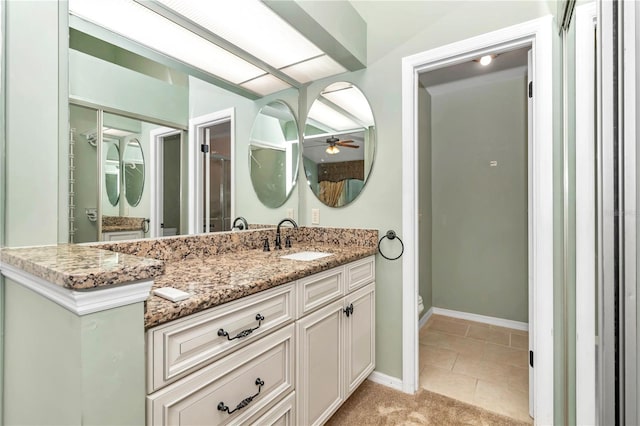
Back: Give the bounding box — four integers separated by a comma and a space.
401, 15, 554, 424
575, 2, 597, 424
149, 127, 183, 238
188, 109, 235, 234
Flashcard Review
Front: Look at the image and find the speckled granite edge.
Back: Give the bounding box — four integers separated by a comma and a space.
91, 226, 378, 262
102, 215, 146, 232
0, 244, 164, 290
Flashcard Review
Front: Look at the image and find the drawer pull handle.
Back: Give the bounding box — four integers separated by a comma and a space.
343, 304, 354, 317
217, 314, 265, 341
217, 378, 264, 415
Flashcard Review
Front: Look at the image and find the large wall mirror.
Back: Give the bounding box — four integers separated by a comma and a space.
67, 14, 299, 242
303, 82, 376, 207
249, 101, 299, 208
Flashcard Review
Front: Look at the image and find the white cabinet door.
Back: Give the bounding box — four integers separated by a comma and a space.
344, 283, 376, 396
296, 300, 344, 426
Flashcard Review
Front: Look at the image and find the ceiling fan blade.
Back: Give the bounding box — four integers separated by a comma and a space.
336, 139, 354, 144
338, 144, 359, 149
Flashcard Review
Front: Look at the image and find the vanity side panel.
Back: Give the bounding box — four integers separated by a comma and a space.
4, 280, 82, 425
80, 302, 146, 425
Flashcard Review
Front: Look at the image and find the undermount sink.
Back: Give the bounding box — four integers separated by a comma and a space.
280, 251, 333, 261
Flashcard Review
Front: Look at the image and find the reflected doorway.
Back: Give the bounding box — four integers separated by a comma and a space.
201, 120, 231, 233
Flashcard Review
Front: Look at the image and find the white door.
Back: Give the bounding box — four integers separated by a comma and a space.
296, 300, 344, 426
527, 48, 534, 418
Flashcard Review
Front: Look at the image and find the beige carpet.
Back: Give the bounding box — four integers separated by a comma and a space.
326, 380, 531, 426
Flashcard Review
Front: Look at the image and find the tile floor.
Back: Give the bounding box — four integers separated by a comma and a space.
419, 314, 533, 424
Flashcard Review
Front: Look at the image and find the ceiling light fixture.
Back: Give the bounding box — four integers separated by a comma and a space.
475, 54, 498, 66
326, 145, 340, 155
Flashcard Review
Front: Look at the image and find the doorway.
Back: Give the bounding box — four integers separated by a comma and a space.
401, 16, 554, 425
188, 109, 235, 234
201, 120, 232, 233
150, 128, 184, 238
416, 47, 531, 422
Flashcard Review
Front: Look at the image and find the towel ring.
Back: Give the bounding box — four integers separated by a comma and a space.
378, 230, 404, 261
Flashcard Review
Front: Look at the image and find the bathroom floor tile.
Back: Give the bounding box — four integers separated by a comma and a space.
510, 332, 529, 350
467, 324, 510, 346
419, 365, 477, 405
419, 345, 458, 371
427, 317, 469, 337
483, 342, 528, 367
419, 314, 531, 423
452, 354, 512, 383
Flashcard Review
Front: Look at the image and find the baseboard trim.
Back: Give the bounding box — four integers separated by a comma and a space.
419, 307, 433, 329
431, 307, 528, 331
367, 371, 404, 392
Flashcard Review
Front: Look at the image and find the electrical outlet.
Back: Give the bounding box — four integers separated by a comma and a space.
287, 208, 295, 219
311, 208, 320, 225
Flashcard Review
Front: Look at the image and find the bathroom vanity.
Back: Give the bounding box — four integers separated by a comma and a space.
0, 226, 377, 426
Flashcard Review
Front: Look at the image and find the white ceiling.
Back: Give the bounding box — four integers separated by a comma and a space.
419, 46, 530, 89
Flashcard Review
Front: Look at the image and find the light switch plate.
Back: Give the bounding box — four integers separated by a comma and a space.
311, 208, 320, 225
287, 208, 295, 219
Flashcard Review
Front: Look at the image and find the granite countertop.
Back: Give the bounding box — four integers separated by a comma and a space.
0, 227, 378, 329
145, 244, 376, 329
0, 244, 164, 290
102, 215, 146, 233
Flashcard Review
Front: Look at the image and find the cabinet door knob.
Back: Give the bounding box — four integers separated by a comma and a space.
343, 304, 354, 317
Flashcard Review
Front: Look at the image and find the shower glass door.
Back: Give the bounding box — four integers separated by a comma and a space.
201, 121, 231, 233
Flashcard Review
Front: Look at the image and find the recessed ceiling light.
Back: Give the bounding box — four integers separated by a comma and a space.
475, 54, 499, 66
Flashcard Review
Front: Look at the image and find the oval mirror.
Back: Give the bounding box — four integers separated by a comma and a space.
122, 138, 145, 207
249, 100, 299, 208
104, 140, 120, 207
303, 82, 376, 207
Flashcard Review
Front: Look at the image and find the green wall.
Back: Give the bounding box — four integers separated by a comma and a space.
4, 281, 146, 425
430, 74, 528, 322
301, 0, 556, 381
69, 49, 187, 126
4, 282, 81, 425
418, 85, 432, 314
5, 0, 59, 246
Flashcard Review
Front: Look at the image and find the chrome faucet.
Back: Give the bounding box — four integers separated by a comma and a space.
232, 216, 249, 230
275, 218, 298, 249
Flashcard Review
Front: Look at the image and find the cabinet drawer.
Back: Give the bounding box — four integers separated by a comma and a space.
147, 283, 295, 392
345, 256, 375, 292
147, 325, 295, 426
297, 267, 344, 317
248, 391, 295, 426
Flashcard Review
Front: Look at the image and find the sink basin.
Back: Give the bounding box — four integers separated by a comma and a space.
280, 251, 333, 261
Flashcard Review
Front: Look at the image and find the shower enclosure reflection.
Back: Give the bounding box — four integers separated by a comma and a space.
200, 120, 232, 233
68, 104, 182, 242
